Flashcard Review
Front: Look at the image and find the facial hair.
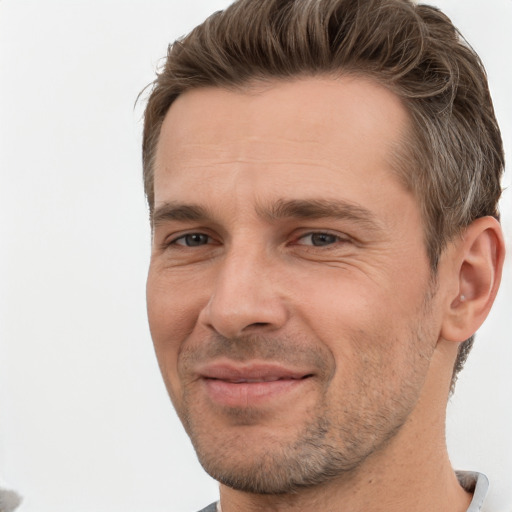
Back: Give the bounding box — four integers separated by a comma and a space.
172, 318, 436, 495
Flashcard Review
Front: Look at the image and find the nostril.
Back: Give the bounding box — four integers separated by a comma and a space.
247, 322, 270, 328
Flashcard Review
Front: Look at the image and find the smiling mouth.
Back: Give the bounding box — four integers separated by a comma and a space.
208, 375, 312, 384
199, 362, 313, 383
197, 362, 314, 407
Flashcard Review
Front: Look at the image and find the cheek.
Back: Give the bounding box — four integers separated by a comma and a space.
291, 270, 380, 332
291, 268, 427, 364
146, 270, 204, 396
146, 265, 206, 339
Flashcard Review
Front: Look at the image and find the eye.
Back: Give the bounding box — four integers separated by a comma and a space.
296, 232, 345, 247
173, 233, 212, 247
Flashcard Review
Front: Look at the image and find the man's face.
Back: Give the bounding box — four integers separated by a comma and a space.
147, 77, 444, 493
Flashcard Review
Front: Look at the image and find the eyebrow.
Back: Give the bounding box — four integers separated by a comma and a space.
152, 202, 211, 228
257, 198, 382, 231
152, 198, 382, 232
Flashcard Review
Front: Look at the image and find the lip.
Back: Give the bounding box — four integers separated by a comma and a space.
197, 361, 313, 407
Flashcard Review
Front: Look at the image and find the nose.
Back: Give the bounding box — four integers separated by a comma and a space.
198, 248, 289, 339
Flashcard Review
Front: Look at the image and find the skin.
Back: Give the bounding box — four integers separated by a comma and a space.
146, 77, 504, 511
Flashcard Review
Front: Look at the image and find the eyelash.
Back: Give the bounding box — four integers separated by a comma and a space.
294, 232, 348, 247
167, 233, 215, 248
164, 230, 349, 250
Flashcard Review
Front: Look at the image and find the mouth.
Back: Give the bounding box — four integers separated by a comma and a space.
197, 361, 314, 407
217, 376, 309, 383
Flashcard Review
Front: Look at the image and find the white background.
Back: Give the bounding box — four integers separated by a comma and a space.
0, 1, 510, 511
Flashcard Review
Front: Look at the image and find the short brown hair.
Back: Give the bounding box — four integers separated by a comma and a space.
142, 0, 504, 387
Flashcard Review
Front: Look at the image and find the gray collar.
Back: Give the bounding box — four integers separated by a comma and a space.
456, 471, 489, 512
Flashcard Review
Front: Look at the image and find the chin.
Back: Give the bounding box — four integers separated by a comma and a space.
189, 416, 373, 495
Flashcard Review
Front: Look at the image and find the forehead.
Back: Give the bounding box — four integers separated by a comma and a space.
153, 76, 411, 213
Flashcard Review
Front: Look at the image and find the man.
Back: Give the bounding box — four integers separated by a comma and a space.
142, 0, 506, 510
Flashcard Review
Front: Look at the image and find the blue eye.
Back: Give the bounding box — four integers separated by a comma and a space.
310, 233, 338, 246
175, 233, 211, 247
300, 233, 340, 246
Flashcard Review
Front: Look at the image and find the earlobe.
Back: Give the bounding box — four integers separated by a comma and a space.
441, 216, 505, 343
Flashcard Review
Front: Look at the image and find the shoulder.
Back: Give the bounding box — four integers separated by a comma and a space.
196, 503, 218, 512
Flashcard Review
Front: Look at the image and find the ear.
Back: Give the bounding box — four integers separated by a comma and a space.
441, 216, 505, 343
